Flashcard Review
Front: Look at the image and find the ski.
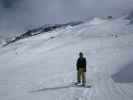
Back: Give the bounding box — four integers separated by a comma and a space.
71, 82, 91, 88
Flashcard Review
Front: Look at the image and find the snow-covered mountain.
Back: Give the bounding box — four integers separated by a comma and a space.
126, 10, 133, 24
0, 17, 133, 100
2, 21, 82, 46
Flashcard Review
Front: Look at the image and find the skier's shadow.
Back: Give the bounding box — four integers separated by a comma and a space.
30, 84, 72, 93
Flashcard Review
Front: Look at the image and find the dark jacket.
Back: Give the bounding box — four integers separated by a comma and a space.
76, 57, 86, 72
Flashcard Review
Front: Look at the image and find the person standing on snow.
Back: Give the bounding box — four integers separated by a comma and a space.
76, 52, 86, 86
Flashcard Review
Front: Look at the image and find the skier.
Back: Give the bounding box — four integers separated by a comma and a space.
76, 52, 86, 86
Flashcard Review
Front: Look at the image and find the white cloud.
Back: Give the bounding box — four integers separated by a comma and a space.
0, 0, 133, 38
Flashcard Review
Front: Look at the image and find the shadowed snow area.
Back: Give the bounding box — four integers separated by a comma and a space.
0, 17, 133, 100
112, 62, 133, 83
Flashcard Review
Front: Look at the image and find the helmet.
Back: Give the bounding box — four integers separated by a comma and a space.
79, 52, 83, 56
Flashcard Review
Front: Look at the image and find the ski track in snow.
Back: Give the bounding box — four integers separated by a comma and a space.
0, 18, 133, 100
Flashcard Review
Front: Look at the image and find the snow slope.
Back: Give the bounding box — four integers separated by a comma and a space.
0, 17, 133, 100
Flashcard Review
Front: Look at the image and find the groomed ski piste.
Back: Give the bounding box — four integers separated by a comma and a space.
0, 17, 133, 100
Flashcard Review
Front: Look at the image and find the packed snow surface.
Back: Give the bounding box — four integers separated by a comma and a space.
0, 17, 133, 100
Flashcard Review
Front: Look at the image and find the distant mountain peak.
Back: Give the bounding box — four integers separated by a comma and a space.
126, 10, 133, 24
